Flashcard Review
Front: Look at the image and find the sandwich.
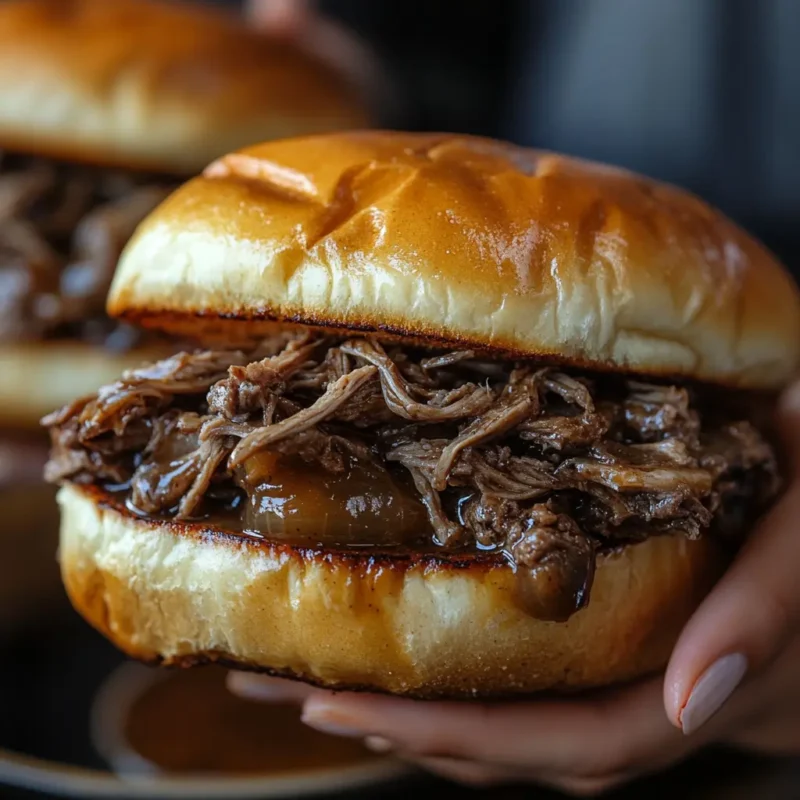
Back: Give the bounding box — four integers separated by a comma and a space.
0, 0, 366, 430
43, 132, 800, 697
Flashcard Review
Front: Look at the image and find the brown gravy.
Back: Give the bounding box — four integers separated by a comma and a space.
123, 666, 376, 775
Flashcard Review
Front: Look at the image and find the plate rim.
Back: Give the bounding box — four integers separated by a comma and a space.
0, 661, 411, 799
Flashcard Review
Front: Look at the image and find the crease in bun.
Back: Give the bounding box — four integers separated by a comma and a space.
110, 132, 800, 388
0, 0, 367, 173
58, 483, 724, 697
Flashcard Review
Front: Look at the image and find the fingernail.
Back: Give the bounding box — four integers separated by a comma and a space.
227, 672, 308, 703
680, 653, 748, 735
782, 380, 800, 411
301, 705, 367, 739
364, 736, 393, 753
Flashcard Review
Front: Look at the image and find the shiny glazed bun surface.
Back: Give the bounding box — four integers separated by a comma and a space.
59, 483, 723, 697
110, 132, 800, 388
0, 0, 367, 173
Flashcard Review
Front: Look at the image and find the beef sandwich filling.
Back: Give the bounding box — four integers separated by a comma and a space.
0, 151, 173, 345
43, 332, 779, 620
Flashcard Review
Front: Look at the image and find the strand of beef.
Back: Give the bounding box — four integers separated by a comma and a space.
0, 151, 172, 343
43, 332, 780, 618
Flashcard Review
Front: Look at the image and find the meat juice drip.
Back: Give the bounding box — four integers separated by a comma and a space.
239, 451, 432, 547
451, 494, 595, 622
510, 558, 596, 622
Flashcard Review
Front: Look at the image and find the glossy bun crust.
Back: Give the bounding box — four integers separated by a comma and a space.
59, 483, 723, 697
0, 0, 366, 173
111, 132, 800, 389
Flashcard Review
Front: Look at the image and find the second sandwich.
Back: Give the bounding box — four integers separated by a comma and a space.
0, 0, 366, 428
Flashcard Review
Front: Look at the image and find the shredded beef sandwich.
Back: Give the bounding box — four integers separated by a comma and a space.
44, 334, 778, 622
44, 132, 800, 698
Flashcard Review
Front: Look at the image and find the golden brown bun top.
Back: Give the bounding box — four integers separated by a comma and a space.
111, 132, 800, 388
0, 0, 367, 173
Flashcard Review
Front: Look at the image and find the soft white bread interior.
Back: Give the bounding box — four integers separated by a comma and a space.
110, 132, 800, 388
0, 0, 367, 173
59, 483, 724, 697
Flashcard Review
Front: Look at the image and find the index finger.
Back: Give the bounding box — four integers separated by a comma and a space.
665, 384, 800, 732
300, 677, 691, 777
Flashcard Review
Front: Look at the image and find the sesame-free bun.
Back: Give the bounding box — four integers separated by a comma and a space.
0, 341, 168, 428
0, 0, 367, 174
110, 132, 800, 389
58, 482, 723, 698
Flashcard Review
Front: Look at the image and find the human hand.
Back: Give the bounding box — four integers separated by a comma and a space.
243, 0, 384, 110
228, 382, 800, 795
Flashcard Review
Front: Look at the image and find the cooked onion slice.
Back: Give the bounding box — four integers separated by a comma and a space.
240, 452, 431, 546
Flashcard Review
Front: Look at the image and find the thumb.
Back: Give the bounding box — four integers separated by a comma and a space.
664, 382, 800, 735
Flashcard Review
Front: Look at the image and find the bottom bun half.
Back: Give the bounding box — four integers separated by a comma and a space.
58, 483, 725, 698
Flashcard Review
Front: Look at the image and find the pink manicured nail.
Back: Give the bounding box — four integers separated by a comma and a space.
781, 380, 800, 411
226, 672, 310, 703
680, 653, 748, 735
301, 705, 367, 739
364, 736, 393, 753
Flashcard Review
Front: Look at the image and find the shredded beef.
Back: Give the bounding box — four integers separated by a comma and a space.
0, 151, 173, 344
43, 333, 781, 619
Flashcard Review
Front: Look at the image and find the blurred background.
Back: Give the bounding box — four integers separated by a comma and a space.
0, 0, 798, 798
